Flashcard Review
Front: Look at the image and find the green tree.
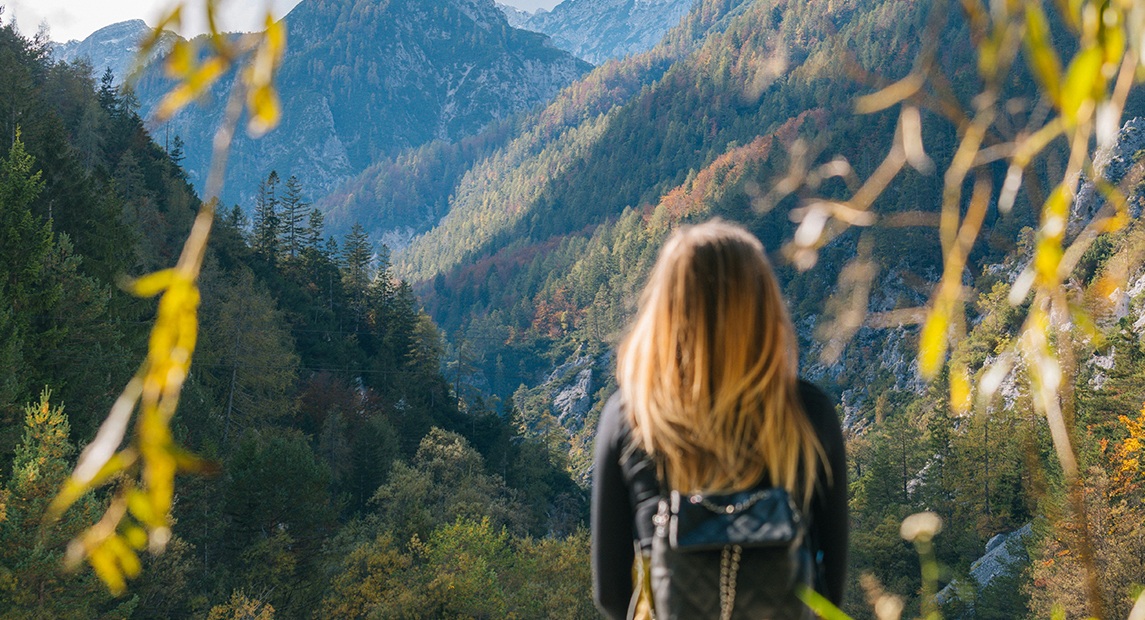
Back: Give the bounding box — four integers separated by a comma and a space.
220, 429, 333, 615
252, 170, 281, 262
302, 208, 325, 254
370, 428, 525, 542
0, 391, 132, 619
0, 128, 51, 434
279, 175, 308, 259
198, 268, 299, 444
341, 223, 373, 328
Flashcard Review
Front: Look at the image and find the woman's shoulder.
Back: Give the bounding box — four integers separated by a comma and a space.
796, 379, 834, 416
795, 379, 843, 440
597, 391, 630, 448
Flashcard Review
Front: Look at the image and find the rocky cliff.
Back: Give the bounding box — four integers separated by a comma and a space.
507, 0, 694, 63
51, 20, 174, 85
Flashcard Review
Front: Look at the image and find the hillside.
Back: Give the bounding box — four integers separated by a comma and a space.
385, 0, 977, 404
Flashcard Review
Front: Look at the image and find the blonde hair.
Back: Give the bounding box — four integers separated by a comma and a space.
617, 220, 825, 507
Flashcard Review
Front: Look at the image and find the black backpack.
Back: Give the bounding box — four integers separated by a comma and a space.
648, 485, 817, 620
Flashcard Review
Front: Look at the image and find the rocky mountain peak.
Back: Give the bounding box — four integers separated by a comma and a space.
51, 19, 163, 85
507, 0, 694, 63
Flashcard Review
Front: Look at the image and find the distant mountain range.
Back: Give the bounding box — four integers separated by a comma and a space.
52, 0, 590, 208
505, 0, 694, 64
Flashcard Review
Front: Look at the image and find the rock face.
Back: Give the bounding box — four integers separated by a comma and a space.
552, 367, 593, 431
1071, 117, 1145, 234
50, 20, 173, 85
507, 0, 694, 64
936, 523, 1034, 613
82, 0, 590, 209
496, 2, 536, 27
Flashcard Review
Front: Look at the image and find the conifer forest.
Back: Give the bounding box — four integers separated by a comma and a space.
2, 0, 1145, 617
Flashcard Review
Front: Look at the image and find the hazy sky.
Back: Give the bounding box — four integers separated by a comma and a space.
6, 0, 561, 43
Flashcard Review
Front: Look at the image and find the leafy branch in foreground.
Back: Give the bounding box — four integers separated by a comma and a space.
771, 0, 1145, 617
43, 1, 286, 594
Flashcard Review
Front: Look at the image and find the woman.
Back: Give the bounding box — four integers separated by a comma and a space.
591, 220, 847, 619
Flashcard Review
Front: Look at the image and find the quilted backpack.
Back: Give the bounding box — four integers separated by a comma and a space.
648, 484, 817, 620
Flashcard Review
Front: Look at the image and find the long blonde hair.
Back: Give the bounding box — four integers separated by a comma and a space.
617, 220, 825, 507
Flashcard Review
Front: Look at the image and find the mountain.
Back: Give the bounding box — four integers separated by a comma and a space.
125, 0, 590, 208
318, 0, 738, 248
511, 0, 695, 63
50, 20, 173, 86
497, 2, 536, 27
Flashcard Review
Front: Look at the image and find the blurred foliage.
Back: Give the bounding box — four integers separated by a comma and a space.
779, 0, 1145, 616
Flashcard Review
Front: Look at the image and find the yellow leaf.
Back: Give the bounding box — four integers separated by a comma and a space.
1061, 47, 1104, 125
170, 446, 220, 475
165, 40, 195, 79
918, 303, 950, 380
45, 450, 138, 524
88, 545, 127, 596
1035, 235, 1064, 286
247, 84, 281, 137
1100, 8, 1126, 67
126, 269, 174, 298
950, 364, 971, 414
1025, 2, 1063, 105
123, 524, 149, 550
155, 57, 227, 121
126, 488, 160, 528
107, 535, 142, 579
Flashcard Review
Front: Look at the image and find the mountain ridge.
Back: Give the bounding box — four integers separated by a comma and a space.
62, 0, 591, 209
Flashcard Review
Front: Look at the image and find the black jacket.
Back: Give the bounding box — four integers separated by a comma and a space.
591, 380, 848, 619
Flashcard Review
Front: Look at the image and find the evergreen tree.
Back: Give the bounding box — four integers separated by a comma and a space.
96, 66, 118, 112
0, 127, 49, 303
279, 175, 308, 259
341, 223, 373, 328
0, 391, 132, 618
198, 268, 299, 445
251, 170, 281, 262
170, 135, 185, 168
303, 208, 325, 254
0, 128, 51, 432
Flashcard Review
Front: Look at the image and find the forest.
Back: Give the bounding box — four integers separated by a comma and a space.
3, 0, 1145, 616
0, 16, 593, 618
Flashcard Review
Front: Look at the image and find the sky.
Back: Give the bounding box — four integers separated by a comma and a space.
6, 0, 561, 43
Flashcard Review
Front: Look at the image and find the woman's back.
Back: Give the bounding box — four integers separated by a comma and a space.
591, 221, 848, 619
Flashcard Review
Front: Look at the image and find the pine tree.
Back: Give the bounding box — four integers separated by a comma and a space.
0, 128, 51, 429
280, 175, 308, 259
252, 170, 281, 262
96, 66, 118, 112
0, 391, 130, 617
303, 208, 325, 254
341, 223, 373, 327
170, 135, 185, 168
